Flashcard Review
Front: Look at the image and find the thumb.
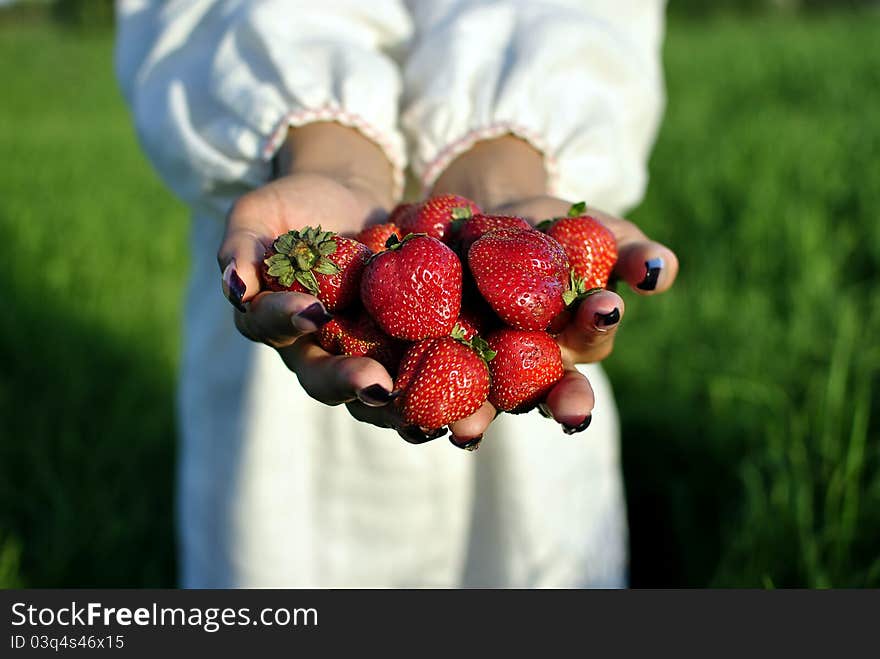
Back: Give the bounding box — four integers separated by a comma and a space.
218, 228, 270, 311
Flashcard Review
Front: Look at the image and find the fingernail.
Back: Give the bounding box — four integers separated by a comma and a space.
357, 385, 399, 407
538, 403, 553, 419
450, 435, 483, 451
594, 307, 620, 329
222, 261, 247, 312
636, 258, 664, 291
399, 425, 447, 444
561, 415, 592, 435
292, 302, 333, 332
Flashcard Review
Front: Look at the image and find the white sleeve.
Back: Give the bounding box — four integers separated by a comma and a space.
115, 0, 411, 213
401, 0, 666, 214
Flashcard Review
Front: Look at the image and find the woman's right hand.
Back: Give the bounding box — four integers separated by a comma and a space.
216, 123, 464, 444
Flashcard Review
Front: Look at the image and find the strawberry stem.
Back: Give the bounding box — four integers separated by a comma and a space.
562, 269, 603, 307
264, 225, 341, 293
567, 201, 588, 217
450, 324, 496, 362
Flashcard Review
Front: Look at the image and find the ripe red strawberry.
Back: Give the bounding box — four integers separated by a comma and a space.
394, 336, 492, 430
453, 310, 483, 341
538, 202, 618, 295
387, 202, 415, 226
261, 226, 370, 312
399, 194, 481, 244
468, 227, 570, 331
317, 312, 406, 374
355, 222, 400, 253
486, 329, 564, 413
458, 213, 530, 254
361, 234, 462, 340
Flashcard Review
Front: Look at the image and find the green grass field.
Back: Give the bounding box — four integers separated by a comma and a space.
1, 12, 878, 588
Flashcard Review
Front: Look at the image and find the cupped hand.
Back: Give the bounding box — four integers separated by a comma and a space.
430, 135, 678, 437
217, 123, 430, 440
491, 194, 679, 365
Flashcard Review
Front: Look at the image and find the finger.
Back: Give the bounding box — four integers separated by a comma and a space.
448, 401, 497, 450
558, 290, 624, 363
218, 228, 272, 309
217, 188, 288, 309
397, 426, 449, 445
281, 338, 395, 406
346, 398, 451, 445
235, 292, 331, 347
586, 209, 678, 295
543, 369, 595, 434
615, 241, 679, 295
345, 400, 400, 429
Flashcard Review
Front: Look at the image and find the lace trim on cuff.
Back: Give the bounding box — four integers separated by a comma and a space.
262, 104, 406, 202
420, 122, 559, 197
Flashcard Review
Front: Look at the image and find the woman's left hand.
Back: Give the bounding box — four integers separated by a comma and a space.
431, 135, 679, 434
490, 194, 678, 366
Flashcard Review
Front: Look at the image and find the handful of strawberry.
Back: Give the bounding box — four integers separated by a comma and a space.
258, 197, 617, 448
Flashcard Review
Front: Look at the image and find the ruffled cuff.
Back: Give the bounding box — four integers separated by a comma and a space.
263, 104, 407, 203
418, 122, 559, 198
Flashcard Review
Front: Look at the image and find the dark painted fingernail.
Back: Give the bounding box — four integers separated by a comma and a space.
538, 403, 553, 419
561, 415, 592, 435
293, 302, 333, 331
399, 425, 447, 444
357, 384, 399, 407
222, 261, 247, 312
423, 427, 448, 440
594, 307, 620, 329
636, 258, 664, 291
450, 435, 483, 451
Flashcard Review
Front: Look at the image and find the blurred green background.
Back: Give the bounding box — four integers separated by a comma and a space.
1, 0, 878, 588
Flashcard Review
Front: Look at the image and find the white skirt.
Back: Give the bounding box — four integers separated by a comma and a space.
177, 214, 628, 588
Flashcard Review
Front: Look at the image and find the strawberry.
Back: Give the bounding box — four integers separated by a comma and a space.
455, 292, 500, 340
538, 202, 618, 297
458, 213, 530, 254
399, 194, 481, 244
361, 234, 463, 341
355, 222, 400, 253
394, 335, 492, 430
387, 202, 415, 227
453, 309, 484, 341
261, 226, 370, 312
317, 311, 406, 374
486, 329, 564, 413
467, 227, 570, 331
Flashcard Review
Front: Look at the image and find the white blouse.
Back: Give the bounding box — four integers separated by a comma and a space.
115, 0, 665, 588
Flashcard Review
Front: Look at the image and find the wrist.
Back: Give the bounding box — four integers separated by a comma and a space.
275, 122, 395, 209
431, 135, 548, 209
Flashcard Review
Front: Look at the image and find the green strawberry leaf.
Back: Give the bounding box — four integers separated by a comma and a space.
265, 253, 290, 267
471, 336, 496, 362
451, 207, 473, 220
274, 232, 296, 254
317, 240, 337, 256
535, 219, 554, 233
295, 251, 314, 271
313, 257, 340, 276
267, 260, 293, 277
294, 270, 320, 295
386, 232, 427, 251
450, 324, 467, 341
563, 267, 604, 308
277, 269, 296, 288
568, 201, 587, 217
